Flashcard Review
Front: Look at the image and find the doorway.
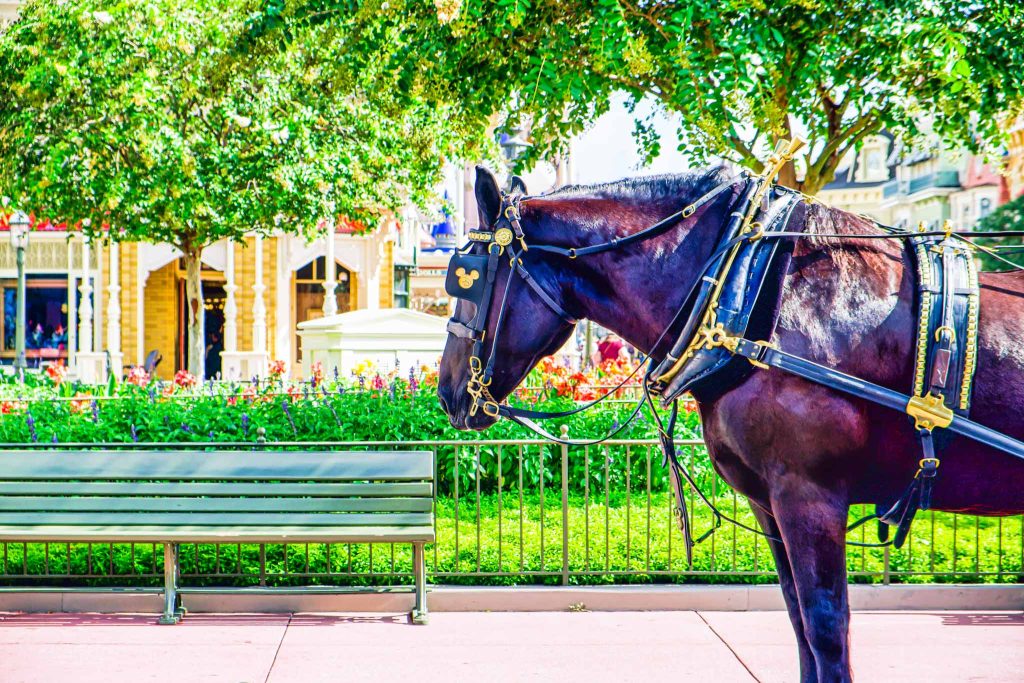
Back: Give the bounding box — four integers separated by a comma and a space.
177, 280, 226, 379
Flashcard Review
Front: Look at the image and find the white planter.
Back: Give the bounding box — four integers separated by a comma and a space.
297, 308, 448, 379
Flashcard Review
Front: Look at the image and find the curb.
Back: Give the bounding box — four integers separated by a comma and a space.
1, 584, 1022, 614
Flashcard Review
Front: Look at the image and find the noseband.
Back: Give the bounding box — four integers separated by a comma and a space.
444, 193, 577, 418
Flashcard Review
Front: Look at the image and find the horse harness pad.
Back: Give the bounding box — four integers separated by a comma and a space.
651, 187, 805, 400
874, 233, 980, 545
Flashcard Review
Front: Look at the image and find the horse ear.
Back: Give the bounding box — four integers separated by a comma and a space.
509, 175, 528, 196
474, 165, 501, 228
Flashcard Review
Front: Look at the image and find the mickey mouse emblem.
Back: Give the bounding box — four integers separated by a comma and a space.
456, 267, 480, 289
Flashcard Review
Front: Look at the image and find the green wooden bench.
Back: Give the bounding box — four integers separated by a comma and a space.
0, 449, 434, 625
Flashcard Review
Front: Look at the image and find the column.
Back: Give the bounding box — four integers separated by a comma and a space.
76, 236, 106, 383
105, 241, 123, 377
78, 237, 93, 354
219, 240, 243, 380
66, 234, 77, 369
223, 242, 238, 353
322, 220, 338, 316
252, 234, 268, 358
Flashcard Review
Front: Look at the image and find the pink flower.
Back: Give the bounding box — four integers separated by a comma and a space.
173, 370, 197, 388
125, 366, 150, 386
269, 359, 288, 377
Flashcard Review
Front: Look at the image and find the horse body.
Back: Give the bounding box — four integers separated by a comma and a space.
438, 167, 1024, 682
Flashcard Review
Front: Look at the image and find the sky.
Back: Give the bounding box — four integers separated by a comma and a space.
570, 93, 692, 185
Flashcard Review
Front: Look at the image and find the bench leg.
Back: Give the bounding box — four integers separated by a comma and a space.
410, 541, 428, 625
158, 543, 181, 625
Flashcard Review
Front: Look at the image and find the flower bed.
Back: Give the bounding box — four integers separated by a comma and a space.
0, 359, 701, 497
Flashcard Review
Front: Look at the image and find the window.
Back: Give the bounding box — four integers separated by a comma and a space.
979, 197, 993, 218
393, 266, 412, 308
294, 257, 351, 363
1, 277, 69, 361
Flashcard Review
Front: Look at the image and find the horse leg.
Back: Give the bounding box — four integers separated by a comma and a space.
750, 505, 818, 683
769, 478, 852, 683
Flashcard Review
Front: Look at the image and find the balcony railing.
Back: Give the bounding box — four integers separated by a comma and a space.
882, 171, 961, 199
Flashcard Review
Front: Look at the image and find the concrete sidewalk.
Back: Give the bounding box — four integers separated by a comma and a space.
0, 610, 1021, 682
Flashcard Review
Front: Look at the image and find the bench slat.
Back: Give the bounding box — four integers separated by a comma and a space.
0, 497, 433, 513
0, 526, 435, 543
0, 482, 433, 498
0, 512, 433, 527
0, 452, 433, 481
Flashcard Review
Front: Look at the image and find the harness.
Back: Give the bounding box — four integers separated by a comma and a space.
445, 140, 1024, 555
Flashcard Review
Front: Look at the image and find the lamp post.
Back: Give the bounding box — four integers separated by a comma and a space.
500, 126, 531, 163
8, 210, 29, 379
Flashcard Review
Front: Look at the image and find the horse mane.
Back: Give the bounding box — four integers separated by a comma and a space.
541, 165, 734, 208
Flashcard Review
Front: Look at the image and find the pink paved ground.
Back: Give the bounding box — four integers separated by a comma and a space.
0, 610, 1022, 682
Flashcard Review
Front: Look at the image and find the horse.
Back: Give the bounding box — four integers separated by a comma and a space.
437, 165, 1024, 682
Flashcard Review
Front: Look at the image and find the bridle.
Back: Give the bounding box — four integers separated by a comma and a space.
444, 192, 578, 419
444, 173, 741, 423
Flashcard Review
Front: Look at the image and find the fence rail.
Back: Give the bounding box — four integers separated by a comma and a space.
0, 438, 1021, 588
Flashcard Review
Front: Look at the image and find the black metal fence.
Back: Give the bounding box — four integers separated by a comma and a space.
0, 438, 1021, 588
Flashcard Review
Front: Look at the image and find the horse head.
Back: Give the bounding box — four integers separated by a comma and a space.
438, 166, 577, 429
438, 164, 736, 430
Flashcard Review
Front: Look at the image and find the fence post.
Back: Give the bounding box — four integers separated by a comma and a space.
560, 424, 570, 586
883, 545, 891, 586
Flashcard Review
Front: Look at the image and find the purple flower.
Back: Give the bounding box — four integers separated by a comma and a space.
208, 431, 215, 439
240, 413, 250, 436
51, 433, 58, 444
181, 423, 191, 433
25, 411, 37, 443
91, 400, 100, 424
333, 365, 340, 381
148, 387, 156, 403
280, 400, 297, 435
131, 424, 139, 443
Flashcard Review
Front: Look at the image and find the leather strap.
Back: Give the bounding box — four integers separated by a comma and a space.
731, 338, 1024, 461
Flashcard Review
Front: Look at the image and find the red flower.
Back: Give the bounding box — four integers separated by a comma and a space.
173, 370, 197, 388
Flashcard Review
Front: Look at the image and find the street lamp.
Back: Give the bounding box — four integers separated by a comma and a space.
499, 126, 532, 162
8, 210, 29, 379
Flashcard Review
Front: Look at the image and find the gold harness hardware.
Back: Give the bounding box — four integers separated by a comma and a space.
906, 393, 954, 431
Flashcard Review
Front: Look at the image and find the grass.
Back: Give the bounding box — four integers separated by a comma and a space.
2, 493, 1021, 588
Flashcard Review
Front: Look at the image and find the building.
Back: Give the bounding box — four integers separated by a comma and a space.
0, 219, 417, 381
820, 130, 1004, 233
1004, 116, 1024, 200
949, 156, 1002, 230
817, 133, 896, 224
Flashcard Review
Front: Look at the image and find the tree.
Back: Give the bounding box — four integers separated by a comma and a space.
0, 0, 476, 377
253, 0, 1024, 194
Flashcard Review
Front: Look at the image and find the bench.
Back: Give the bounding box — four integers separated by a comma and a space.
0, 449, 434, 624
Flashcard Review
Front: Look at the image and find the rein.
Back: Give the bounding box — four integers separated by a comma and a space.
445, 141, 1024, 557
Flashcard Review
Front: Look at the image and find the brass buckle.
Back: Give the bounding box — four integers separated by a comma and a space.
745, 340, 777, 370
934, 325, 955, 343
906, 393, 954, 431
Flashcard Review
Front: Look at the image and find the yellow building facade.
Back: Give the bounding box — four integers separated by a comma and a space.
1, 224, 412, 381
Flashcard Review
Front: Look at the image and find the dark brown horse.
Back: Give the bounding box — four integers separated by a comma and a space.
437, 166, 1024, 682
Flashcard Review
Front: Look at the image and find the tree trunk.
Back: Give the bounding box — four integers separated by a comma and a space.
183, 248, 205, 380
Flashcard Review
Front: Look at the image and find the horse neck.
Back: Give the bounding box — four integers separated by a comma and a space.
525, 196, 729, 355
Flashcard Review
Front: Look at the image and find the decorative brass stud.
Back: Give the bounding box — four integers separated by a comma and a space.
455, 267, 480, 289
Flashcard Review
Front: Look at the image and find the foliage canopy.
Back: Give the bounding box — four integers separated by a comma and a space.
0, 0, 478, 375
256, 0, 1024, 193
